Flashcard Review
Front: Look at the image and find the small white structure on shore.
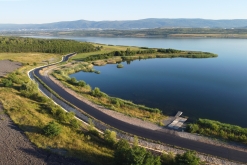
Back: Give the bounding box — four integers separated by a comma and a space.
168, 111, 187, 130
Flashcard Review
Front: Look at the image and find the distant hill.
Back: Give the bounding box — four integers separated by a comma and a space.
1, 18, 247, 31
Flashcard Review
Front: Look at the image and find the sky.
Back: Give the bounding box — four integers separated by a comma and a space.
1, 0, 247, 24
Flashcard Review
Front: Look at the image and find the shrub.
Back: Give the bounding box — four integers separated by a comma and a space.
78, 80, 86, 87
104, 129, 117, 147
8, 73, 20, 84
117, 64, 124, 68
1, 78, 13, 87
160, 152, 175, 165
114, 139, 161, 165
57, 110, 75, 123
69, 77, 78, 85
20, 80, 38, 93
43, 121, 62, 137
20, 81, 41, 101
70, 119, 80, 129
175, 151, 200, 165
88, 118, 95, 131
110, 98, 124, 108
91, 87, 106, 98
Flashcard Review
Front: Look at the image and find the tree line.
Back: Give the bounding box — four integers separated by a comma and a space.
0, 36, 96, 54
45, 28, 247, 38
82, 48, 183, 61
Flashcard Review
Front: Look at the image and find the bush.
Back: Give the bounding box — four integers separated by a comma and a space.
68, 77, 78, 85
70, 119, 80, 129
114, 139, 161, 165
20, 81, 40, 100
78, 80, 86, 87
110, 98, 124, 108
1, 78, 13, 87
104, 129, 117, 147
91, 87, 106, 98
52, 107, 75, 123
160, 152, 175, 165
43, 121, 62, 137
117, 64, 124, 68
175, 151, 200, 165
20, 80, 38, 93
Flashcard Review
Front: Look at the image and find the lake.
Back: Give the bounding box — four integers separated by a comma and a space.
30, 36, 247, 127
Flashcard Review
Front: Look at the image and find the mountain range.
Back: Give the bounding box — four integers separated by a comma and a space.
1, 18, 247, 31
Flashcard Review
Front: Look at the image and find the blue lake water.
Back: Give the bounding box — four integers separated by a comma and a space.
30, 36, 247, 127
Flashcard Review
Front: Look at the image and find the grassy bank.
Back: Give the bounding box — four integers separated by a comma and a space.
187, 119, 247, 144
0, 53, 115, 165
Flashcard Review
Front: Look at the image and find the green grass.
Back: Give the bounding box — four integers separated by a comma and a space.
187, 119, 247, 144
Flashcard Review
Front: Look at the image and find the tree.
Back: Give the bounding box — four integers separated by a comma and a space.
0, 36, 96, 54
114, 139, 161, 165
129, 146, 148, 165
114, 139, 132, 165
43, 121, 62, 137
175, 151, 200, 165
143, 151, 161, 165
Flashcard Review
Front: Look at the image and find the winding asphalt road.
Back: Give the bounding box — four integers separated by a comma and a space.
33, 54, 247, 164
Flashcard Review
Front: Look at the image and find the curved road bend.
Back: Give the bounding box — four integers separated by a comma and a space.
33, 54, 247, 163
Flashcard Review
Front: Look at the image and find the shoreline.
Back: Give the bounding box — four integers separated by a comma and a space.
45, 64, 247, 154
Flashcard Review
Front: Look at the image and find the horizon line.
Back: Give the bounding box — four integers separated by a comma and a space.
1, 18, 247, 25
